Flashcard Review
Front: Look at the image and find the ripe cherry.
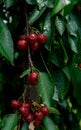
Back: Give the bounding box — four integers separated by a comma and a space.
41, 106, 49, 116
19, 105, 29, 117
11, 100, 22, 109
31, 41, 40, 51
35, 111, 44, 120
22, 103, 31, 109
78, 63, 81, 68
37, 34, 47, 44
26, 113, 35, 122
27, 33, 37, 44
34, 119, 41, 127
17, 39, 27, 50
27, 72, 38, 85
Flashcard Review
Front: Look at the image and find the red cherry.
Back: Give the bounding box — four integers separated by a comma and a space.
19, 105, 29, 117
23, 103, 31, 109
27, 72, 38, 85
41, 106, 49, 116
78, 63, 81, 68
17, 39, 27, 50
35, 111, 44, 120
11, 100, 22, 109
34, 119, 41, 127
27, 33, 37, 44
37, 34, 47, 44
31, 41, 40, 51
26, 113, 35, 122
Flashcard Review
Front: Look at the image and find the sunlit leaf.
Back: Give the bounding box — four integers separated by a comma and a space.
51, 0, 70, 16
45, 0, 54, 8
36, 0, 45, 10
68, 36, 78, 53
55, 16, 65, 36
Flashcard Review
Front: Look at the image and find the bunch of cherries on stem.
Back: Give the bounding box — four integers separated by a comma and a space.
11, 100, 49, 127
17, 33, 47, 51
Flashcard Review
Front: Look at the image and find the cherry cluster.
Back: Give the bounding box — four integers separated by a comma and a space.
11, 100, 49, 127
17, 33, 47, 51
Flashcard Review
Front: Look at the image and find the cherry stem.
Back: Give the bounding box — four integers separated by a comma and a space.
40, 51, 52, 78
25, 4, 34, 68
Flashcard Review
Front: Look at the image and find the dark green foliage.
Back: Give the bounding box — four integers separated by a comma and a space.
0, 0, 81, 130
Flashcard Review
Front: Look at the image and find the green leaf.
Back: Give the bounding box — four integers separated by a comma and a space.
66, 17, 78, 37
68, 36, 78, 53
36, 0, 45, 10
38, 72, 55, 107
49, 45, 64, 67
3, 0, 17, 8
21, 122, 28, 130
60, 40, 68, 64
48, 107, 60, 115
64, 0, 79, 16
52, 69, 70, 101
62, 66, 70, 80
55, 16, 65, 36
50, 50, 60, 67
51, 0, 70, 16
69, 63, 81, 105
52, 86, 59, 102
43, 116, 57, 130
43, 12, 52, 51
29, 6, 46, 26
20, 68, 31, 78
45, 0, 54, 8
25, 0, 36, 4
1, 113, 19, 130
0, 18, 14, 64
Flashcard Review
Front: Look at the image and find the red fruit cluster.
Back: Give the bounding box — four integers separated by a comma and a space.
27, 72, 38, 85
11, 100, 49, 127
17, 33, 47, 51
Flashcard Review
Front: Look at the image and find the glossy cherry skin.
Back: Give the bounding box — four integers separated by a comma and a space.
27, 72, 38, 85
19, 105, 29, 117
35, 111, 44, 120
11, 100, 22, 109
22, 103, 31, 109
34, 119, 41, 127
26, 113, 35, 122
17, 39, 27, 50
27, 33, 37, 44
37, 34, 47, 44
41, 106, 49, 116
31, 41, 40, 51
